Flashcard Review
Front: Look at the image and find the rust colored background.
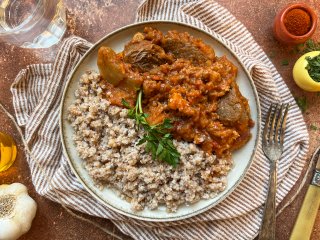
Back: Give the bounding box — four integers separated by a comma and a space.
0, 0, 320, 239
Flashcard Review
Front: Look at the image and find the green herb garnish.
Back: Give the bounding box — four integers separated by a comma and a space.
305, 54, 320, 82
122, 90, 180, 167
281, 59, 289, 66
303, 39, 320, 53
294, 40, 320, 54
310, 124, 318, 131
295, 96, 307, 113
317, 92, 320, 97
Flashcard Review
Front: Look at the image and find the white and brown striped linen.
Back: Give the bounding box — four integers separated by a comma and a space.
11, 0, 309, 239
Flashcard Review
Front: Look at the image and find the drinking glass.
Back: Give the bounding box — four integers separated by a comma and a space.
0, 0, 66, 48
0, 132, 17, 172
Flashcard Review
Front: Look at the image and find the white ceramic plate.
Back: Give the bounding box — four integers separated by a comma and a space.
60, 21, 261, 222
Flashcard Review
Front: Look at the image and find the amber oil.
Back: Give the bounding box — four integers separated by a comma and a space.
0, 132, 17, 172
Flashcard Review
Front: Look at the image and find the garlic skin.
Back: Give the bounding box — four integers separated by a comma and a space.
0, 183, 37, 240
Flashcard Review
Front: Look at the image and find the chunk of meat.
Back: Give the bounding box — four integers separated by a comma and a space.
123, 40, 172, 72
161, 30, 215, 64
216, 83, 252, 150
217, 85, 244, 125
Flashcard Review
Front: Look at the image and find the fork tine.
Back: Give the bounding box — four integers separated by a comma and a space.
269, 103, 279, 143
279, 104, 289, 146
274, 104, 284, 143
263, 104, 274, 144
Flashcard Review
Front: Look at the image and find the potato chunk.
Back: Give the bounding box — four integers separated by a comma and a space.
97, 46, 125, 86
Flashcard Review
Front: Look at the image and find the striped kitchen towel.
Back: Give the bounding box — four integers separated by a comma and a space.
11, 0, 309, 239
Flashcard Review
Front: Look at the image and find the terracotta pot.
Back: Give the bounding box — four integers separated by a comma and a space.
273, 3, 318, 45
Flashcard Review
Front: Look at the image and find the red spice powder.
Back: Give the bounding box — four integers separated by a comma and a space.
283, 8, 312, 36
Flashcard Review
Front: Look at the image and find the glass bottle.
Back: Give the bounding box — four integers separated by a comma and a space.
0, 132, 17, 172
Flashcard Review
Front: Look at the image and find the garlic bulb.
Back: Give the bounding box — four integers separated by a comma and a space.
0, 183, 37, 240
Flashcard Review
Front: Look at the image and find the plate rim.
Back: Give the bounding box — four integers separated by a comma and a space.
59, 20, 261, 222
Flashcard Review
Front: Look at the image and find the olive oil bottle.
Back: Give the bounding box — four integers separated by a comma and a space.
0, 132, 17, 172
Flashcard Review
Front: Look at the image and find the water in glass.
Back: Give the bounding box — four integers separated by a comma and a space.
0, 0, 66, 48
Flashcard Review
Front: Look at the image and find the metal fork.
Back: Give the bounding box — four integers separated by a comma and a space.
258, 103, 290, 240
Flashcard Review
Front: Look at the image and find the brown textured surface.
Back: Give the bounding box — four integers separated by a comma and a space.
0, 0, 319, 239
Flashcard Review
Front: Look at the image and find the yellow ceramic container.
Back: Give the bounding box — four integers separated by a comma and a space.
293, 51, 320, 92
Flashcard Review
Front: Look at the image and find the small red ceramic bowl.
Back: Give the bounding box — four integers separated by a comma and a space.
274, 3, 317, 45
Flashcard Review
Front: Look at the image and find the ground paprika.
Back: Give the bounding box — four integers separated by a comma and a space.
283, 8, 312, 36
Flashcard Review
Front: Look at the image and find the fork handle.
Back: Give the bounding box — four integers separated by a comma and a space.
259, 160, 277, 240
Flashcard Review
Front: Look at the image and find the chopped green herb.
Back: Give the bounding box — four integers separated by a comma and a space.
281, 59, 289, 66
310, 124, 318, 131
305, 54, 320, 82
317, 92, 320, 97
304, 39, 320, 53
122, 90, 180, 167
297, 39, 320, 54
295, 96, 307, 113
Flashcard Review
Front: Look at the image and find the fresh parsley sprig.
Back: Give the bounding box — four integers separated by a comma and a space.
122, 90, 180, 167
